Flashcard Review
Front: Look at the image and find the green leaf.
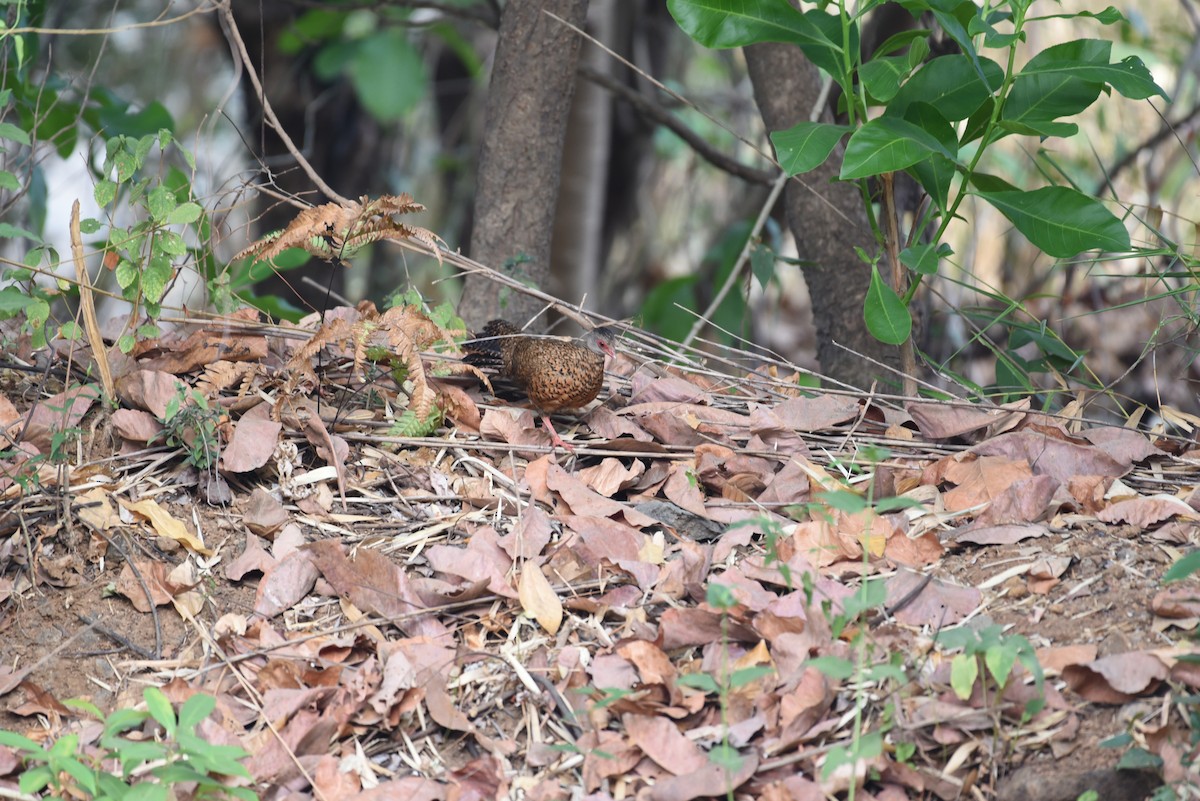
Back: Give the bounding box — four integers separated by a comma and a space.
889, 54, 1004, 121
95, 179, 118, 207
0, 170, 19, 191
900, 242, 952, 276
667, 0, 850, 80
984, 641, 1018, 688
156, 229, 187, 257
143, 254, 173, 303
973, 185, 1130, 257
1004, 39, 1110, 125
115, 259, 138, 290
729, 665, 775, 688
818, 489, 867, 514
804, 655, 855, 680
166, 201, 203, 225
1115, 747, 1163, 771
349, 30, 426, 122
0, 121, 31, 146
864, 263, 911, 344
771, 121, 849, 176
677, 673, 720, 693
950, 653, 978, 700
0, 222, 40, 241
1010, 39, 1165, 106
841, 117, 957, 180
146, 185, 176, 222
0, 730, 41, 752
860, 54, 911, 103
750, 243, 776, 289
1163, 550, 1200, 583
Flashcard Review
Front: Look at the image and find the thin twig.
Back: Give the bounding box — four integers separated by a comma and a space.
217, 1, 350, 206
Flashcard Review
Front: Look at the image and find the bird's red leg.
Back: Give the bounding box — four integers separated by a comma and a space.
541, 414, 575, 452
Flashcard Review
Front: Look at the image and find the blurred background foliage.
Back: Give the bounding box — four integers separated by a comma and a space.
0, 0, 1197, 418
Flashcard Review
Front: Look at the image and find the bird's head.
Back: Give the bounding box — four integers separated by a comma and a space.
584, 327, 618, 359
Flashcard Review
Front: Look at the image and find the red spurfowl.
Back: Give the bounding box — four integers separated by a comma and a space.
464, 320, 616, 451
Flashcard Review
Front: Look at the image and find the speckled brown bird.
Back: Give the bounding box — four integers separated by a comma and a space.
463, 319, 617, 451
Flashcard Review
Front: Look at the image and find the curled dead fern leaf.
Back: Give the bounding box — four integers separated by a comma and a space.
233, 194, 445, 265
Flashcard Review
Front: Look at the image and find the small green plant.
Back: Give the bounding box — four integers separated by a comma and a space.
935, 622, 1045, 719
0, 687, 255, 801
677, 582, 775, 799
158, 384, 221, 470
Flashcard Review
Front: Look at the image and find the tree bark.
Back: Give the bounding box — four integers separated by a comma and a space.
550, 0, 614, 322
459, 0, 589, 330
745, 42, 902, 390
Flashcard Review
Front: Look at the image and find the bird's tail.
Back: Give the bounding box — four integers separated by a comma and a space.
462, 319, 521, 368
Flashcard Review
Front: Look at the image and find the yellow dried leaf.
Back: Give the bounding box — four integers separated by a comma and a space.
518, 563, 562, 635
119, 498, 212, 555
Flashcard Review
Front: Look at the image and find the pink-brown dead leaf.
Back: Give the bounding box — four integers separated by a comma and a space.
1036, 644, 1100, 675
221, 401, 282, 472
770, 393, 862, 431
1062, 651, 1170, 703
953, 522, 1049, 546
115, 559, 175, 612
583, 405, 654, 440
1097, 493, 1194, 527
663, 460, 710, 517
971, 430, 1130, 481
110, 408, 162, 443
424, 528, 517, 598
624, 713, 709, 775
907, 400, 1027, 441
628, 372, 712, 405
518, 561, 563, 634
498, 505, 553, 560
1152, 586, 1200, 621
545, 464, 658, 527
939, 455, 1034, 513
479, 407, 550, 451
242, 487, 288, 538
968, 473, 1059, 527
140, 324, 268, 375
23, 384, 101, 453
253, 549, 320, 618
114, 370, 180, 418
578, 457, 646, 497
306, 540, 447, 639
646, 749, 758, 801
888, 571, 981, 627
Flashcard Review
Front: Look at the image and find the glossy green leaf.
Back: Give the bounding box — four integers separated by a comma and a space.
667, 0, 850, 79
770, 121, 849, 175
95, 179, 117, 207
889, 55, 1004, 121
900, 242, 952, 275
841, 117, 955, 180
864, 263, 911, 345
974, 185, 1130, 257
860, 54, 911, 103
1004, 39, 1109, 124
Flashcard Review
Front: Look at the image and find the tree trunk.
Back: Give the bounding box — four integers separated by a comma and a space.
745, 42, 902, 390
459, 0, 590, 330
549, 0, 615, 323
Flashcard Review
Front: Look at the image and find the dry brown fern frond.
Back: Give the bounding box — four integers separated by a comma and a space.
286, 301, 486, 424
232, 194, 445, 265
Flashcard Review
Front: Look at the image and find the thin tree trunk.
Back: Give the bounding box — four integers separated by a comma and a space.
745, 42, 901, 390
459, 0, 590, 330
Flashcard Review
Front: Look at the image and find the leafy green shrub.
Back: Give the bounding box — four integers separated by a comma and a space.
0, 688, 255, 801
